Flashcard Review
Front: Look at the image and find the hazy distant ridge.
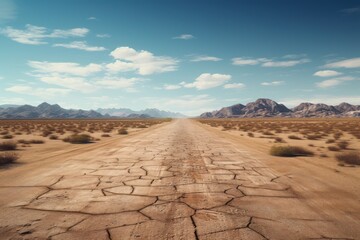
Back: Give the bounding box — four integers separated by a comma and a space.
200, 98, 360, 118
97, 108, 186, 118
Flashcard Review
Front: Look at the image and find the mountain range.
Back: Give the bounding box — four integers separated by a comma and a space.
200, 98, 360, 118
0, 103, 185, 119
96, 108, 186, 118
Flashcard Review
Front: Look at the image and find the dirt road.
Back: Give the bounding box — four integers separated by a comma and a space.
0, 119, 359, 239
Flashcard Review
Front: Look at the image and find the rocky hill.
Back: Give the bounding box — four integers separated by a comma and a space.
200, 98, 360, 118
0, 102, 104, 119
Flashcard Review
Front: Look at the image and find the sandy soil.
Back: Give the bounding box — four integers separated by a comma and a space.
0, 119, 359, 239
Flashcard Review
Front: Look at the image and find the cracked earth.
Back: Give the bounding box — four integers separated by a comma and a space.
0, 119, 359, 239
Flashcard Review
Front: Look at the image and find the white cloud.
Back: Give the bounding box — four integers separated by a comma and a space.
262, 59, 310, 67
6, 85, 71, 98
96, 34, 111, 38
261, 81, 284, 86
314, 70, 342, 77
0, 0, 16, 21
107, 46, 178, 75
232, 57, 268, 66
163, 84, 182, 90
95, 77, 142, 89
0, 76, 3, 80
173, 34, 194, 40
27, 61, 102, 93
0, 24, 89, 45
223, 83, 245, 89
191, 55, 222, 62
341, 8, 360, 14
232, 57, 309, 67
53, 41, 106, 51
316, 76, 355, 88
282, 54, 307, 59
28, 61, 102, 76
184, 73, 231, 90
324, 58, 360, 68
87, 16, 96, 20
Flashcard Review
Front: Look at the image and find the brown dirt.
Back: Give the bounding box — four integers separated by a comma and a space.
0, 119, 359, 239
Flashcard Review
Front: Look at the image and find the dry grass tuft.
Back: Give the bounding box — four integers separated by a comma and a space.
63, 134, 93, 144
336, 152, 360, 165
270, 145, 314, 157
0, 141, 17, 151
0, 152, 19, 165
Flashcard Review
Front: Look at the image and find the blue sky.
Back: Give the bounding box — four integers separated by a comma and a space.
0, 0, 360, 115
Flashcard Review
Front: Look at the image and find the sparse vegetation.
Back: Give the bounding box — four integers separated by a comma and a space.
288, 135, 302, 140
270, 145, 314, 157
336, 152, 360, 165
337, 141, 349, 150
118, 128, 128, 135
0, 152, 19, 165
0, 141, 17, 151
63, 134, 93, 144
328, 146, 340, 151
101, 134, 111, 137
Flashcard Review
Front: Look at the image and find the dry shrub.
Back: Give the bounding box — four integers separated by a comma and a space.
63, 134, 92, 144
328, 146, 340, 151
118, 128, 128, 135
101, 134, 111, 137
0, 152, 19, 165
2, 134, 13, 139
274, 137, 285, 143
325, 139, 335, 144
29, 139, 45, 144
0, 141, 17, 151
337, 141, 349, 150
336, 152, 360, 165
247, 132, 254, 137
270, 145, 314, 157
288, 135, 302, 140
49, 135, 58, 140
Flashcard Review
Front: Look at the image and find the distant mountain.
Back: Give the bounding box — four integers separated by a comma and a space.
200, 98, 360, 118
0, 102, 103, 119
97, 108, 186, 118
0, 104, 20, 109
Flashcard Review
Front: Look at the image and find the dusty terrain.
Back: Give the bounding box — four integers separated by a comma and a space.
0, 119, 359, 239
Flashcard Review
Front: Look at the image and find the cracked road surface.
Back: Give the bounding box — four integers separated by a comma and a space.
0, 119, 359, 239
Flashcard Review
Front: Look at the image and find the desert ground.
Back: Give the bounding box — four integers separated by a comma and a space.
0, 118, 359, 239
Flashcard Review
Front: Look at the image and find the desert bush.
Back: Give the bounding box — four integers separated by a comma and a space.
247, 132, 254, 137
325, 139, 335, 144
306, 134, 321, 140
319, 153, 328, 158
288, 135, 302, 140
337, 141, 349, 150
49, 135, 58, 140
101, 134, 111, 137
63, 134, 92, 144
0, 152, 19, 165
0, 141, 17, 151
328, 146, 340, 151
2, 134, 13, 139
274, 137, 285, 143
270, 145, 314, 157
118, 128, 128, 135
336, 152, 360, 165
262, 131, 274, 136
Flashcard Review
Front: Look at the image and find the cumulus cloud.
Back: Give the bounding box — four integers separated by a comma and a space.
28, 61, 102, 76
316, 76, 355, 88
232, 58, 269, 66
27, 61, 102, 93
96, 34, 111, 38
87, 16, 96, 20
53, 41, 106, 51
163, 84, 182, 90
313, 70, 342, 77
6, 85, 71, 98
183, 73, 231, 90
324, 58, 360, 68
0, 24, 89, 45
232, 56, 309, 67
190, 55, 222, 62
173, 34, 194, 40
106, 46, 178, 75
223, 83, 245, 89
262, 59, 310, 67
95, 77, 142, 89
261, 81, 284, 86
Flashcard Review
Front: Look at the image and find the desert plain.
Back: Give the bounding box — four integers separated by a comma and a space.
0, 118, 359, 239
